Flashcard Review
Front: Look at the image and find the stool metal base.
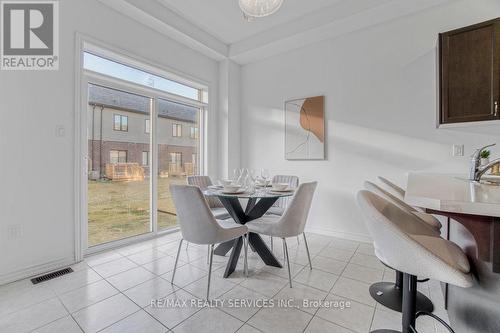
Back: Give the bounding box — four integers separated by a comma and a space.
370, 330, 400, 333
370, 282, 434, 313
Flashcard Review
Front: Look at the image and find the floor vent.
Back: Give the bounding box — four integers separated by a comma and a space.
31, 268, 74, 284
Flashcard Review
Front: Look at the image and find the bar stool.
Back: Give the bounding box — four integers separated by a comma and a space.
366, 180, 441, 229
357, 190, 473, 333
364, 181, 440, 313
377, 176, 407, 200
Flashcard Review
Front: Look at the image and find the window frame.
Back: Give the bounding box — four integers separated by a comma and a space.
84, 51, 203, 102
142, 151, 149, 166
172, 123, 182, 137
78, 38, 209, 257
170, 152, 182, 165
113, 114, 128, 132
190, 126, 199, 139
109, 150, 127, 164
145, 119, 150, 134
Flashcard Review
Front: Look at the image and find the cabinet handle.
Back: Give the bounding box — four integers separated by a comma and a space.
495, 101, 499, 117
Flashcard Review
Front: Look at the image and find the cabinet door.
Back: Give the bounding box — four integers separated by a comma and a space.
440, 19, 499, 124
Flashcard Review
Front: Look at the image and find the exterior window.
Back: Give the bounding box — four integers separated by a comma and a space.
84, 52, 201, 101
172, 123, 182, 137
170, 152, 182, 165
142, 151, 149, 166
110, 150, 127, 163
113, 114, 128, 131
192, 153, 196, 165
190, 127, 199, 139
145, 119, 150, 133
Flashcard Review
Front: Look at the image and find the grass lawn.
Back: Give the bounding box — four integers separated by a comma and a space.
88, 177, 186, 246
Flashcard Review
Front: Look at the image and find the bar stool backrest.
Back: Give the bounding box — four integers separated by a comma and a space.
356, 190, 472, 288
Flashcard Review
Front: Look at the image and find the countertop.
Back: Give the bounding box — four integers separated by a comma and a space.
404, 173, 500, 217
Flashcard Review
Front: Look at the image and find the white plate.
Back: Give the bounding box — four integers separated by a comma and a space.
270, 188, 294, 192
221, 190, 246, 194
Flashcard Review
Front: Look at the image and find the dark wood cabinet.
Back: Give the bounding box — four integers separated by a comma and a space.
439, 18, 500, 124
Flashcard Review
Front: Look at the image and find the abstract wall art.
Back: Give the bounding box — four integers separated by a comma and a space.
284, 95, 325, 160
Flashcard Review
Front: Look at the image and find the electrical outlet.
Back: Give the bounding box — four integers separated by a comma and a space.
55, 125, 65, 137
453, 144, 464, 157
6, 224, 22, 240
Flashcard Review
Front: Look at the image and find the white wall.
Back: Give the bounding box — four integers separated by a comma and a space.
218, 59, 242, 178
0, 0, 219, 283
240, 0, 500, 241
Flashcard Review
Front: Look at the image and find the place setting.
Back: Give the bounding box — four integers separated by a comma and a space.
205, 168, 295, 197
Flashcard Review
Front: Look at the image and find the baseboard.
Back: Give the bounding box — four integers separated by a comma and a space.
305, 226, 372, 243
0, 256, 76, 286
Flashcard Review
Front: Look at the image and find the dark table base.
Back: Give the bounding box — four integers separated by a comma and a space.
214, 196, 282, 278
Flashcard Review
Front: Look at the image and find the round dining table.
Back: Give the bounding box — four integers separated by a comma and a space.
203, 187, 294, 278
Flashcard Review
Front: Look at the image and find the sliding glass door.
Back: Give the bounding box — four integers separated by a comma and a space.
156, 98, 202, 230
86, 84, 152, 246
82, 49, 206, 249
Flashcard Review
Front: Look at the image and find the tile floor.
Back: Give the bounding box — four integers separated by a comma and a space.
0, 232, 450, 333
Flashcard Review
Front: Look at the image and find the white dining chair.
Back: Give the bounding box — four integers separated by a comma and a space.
170, 185, 248, 300
245, 182, 317, 288
187, 175, 230, 220
267, 175, 300, 249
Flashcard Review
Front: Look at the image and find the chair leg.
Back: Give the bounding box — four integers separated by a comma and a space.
297, 236, 300, 244
207, 245, 210, 264
207, 244, 214, 300
185, 242, 189, 250
402, 273, 417, 333
303, 233, 313, 270
282, 238, 292, 288
171, 239, 183, 285
244, 234, 249, 277
270, 236, 273, 251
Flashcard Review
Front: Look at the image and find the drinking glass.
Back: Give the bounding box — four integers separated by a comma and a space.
249, 169, 257, 182
232, 168, 241, 182
260, 169, 270, 182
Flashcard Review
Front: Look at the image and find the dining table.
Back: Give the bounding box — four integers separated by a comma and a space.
203, 187, 294, 278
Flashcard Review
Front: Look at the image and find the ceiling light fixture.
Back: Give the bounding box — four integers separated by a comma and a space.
239, 0, 284, 20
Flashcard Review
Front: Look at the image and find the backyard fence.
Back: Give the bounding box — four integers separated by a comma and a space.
105, 163, 145, 181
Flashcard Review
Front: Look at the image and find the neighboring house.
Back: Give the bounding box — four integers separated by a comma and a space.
87, 84, 200, 180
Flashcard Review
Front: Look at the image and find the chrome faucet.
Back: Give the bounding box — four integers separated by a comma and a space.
469, 143, 500, 181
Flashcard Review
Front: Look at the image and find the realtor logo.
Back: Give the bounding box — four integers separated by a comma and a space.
1, 1, 59, 70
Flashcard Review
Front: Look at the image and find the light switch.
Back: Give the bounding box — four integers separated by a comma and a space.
452, 144, 464, 157
56, 125, 65, 137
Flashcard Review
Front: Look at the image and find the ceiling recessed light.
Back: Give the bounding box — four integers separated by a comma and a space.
239, 0, 284, 20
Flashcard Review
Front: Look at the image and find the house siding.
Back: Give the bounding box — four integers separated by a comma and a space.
88, 105, 199, 178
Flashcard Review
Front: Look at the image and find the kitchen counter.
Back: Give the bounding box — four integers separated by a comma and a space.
405, 172, 500, 333
405, 173, 500, 217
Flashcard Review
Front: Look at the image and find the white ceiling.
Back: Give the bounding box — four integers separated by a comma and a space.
99, 0, 454, 64
156, 0, 341, 44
